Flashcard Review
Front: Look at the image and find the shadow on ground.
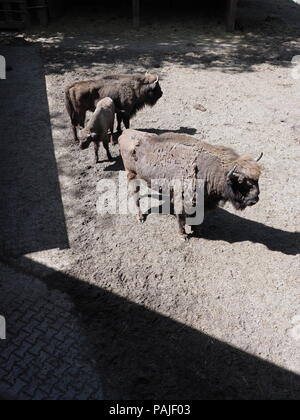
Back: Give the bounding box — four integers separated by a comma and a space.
0, 256, 298, 400
196, 208, 300, 256
137, 204, 300, 256
0, 47, 69, 256
11, 0, 300, 75
139, 127, 198, 136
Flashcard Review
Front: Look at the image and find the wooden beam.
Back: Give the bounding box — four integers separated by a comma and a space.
132, 0, 140, 28
227, 0, 239, 31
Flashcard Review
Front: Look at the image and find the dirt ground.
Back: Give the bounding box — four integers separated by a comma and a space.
1, 0, 300, 400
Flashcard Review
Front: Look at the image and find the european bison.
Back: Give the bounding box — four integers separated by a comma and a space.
65, 73, 163, 142
79, 97, 115, 163
119, 129, 263, 240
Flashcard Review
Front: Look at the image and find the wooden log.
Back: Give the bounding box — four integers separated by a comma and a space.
132, 0, 140, 28
227, 0, 238, 31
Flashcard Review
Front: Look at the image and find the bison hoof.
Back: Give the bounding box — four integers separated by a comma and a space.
137, 214, 146, 224
191, 226, 202, 237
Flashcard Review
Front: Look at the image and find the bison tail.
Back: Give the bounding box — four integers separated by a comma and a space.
65, 88, 77, 125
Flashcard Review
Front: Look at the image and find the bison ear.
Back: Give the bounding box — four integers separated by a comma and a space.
144, 73, 159, 86
227, 166, 245, 183
227, 165, 238, 180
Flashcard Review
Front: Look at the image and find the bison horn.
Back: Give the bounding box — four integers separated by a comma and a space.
227, 165, 238, 179
256, 152, 264, 162
145, 73, 159, 85
78, 129, 84, 142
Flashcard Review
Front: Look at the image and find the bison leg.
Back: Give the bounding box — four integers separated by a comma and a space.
128, 172, 145, 223
110, 122, 114, 144
78, 110, 87, 129
72, 111, 86, 143
123, 114, 130, 130
171, 188, 188, 240
103, 136, 113, 161
135, 185, 146, 223
117, 113, 123, 134
72, 125, 79, 143
93, 141, 100, 164
177, 214, 188, 241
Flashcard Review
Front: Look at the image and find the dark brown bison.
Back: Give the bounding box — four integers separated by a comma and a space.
65, 73, 163, 142
119, 129, 263, 240
79, 97, 115, 163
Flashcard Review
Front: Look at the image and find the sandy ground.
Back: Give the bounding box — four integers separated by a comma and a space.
1, 0, 300, 399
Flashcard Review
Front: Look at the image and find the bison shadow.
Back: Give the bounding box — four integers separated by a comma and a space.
122, 191, 299, 256
196, 208, 300, 256
141, 199, 299, 255
103, 155, 125, 172
139, 127, 198, 136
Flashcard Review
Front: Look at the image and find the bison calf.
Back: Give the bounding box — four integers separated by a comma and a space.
79, 98, 115, 163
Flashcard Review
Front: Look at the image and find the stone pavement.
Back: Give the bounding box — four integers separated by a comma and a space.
0, 263, 103, 400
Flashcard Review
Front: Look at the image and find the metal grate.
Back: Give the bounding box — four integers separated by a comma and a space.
0, 1, 27, 29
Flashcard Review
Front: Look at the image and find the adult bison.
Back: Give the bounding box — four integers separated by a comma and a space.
65, 73, 163, 142
119, 129, 263, 240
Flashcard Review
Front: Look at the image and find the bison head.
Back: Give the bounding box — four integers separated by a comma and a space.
226, 153, 263, 211
79, 130, 96, 150
143, 73, 163, 106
